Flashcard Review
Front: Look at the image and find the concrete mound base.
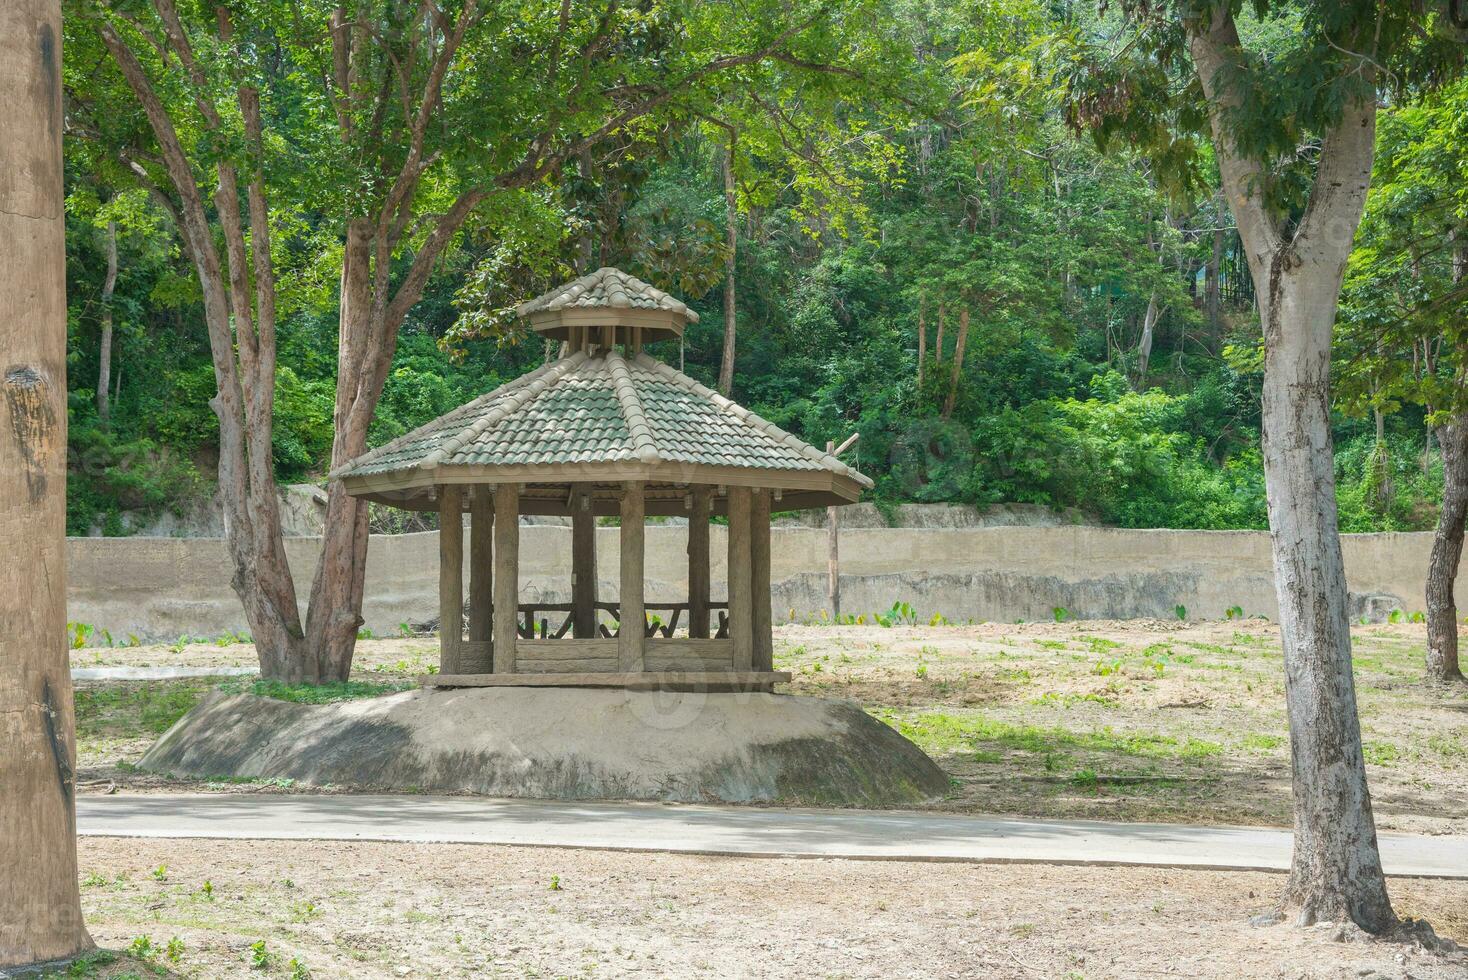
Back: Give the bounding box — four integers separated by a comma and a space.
140, 688, 950, 806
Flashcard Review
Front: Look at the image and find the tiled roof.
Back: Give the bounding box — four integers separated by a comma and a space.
333, 351, 869, 487
515, 267, 700, 323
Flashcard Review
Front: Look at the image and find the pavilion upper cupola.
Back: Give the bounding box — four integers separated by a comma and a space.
516, 266, 698, 350
333, 266, 870, 516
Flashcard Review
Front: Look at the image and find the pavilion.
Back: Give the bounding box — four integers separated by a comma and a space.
333, 267, 872, 691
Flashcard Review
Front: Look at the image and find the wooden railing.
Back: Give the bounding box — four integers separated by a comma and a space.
514, 602, 729, 640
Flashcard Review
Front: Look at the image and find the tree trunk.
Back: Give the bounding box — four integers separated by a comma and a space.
934, 303, 946, 368
1187, 8, 1395, 932
1258, 268, 1395, 931
1426, 420, 1468, 683
98, 18, 310, 684
942, 308, 969, 419
97, 219, 117, 428
1205, 199, 1224, 345
304, 219, 375, 682
718, 137, 737, 397
1135, 291, 1158, 385
0, 1, 96, 966
916, 294, 926, 386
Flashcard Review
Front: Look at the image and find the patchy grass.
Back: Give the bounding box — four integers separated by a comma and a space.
219, 678, 412, 704
75, 680, 217, 739
770, 619, 1468, 831
73, 621, 1468, 832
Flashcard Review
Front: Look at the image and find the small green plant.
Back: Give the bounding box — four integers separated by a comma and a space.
915, 661, 929, 680
249, 940, 272, 970
398, 621, 414, 637
128, 936, 155, 960
1052, 606, 1069, 623
1070, 768, 1100, 789
1225, 605, 1243, 620
165, 937, 185, 964
81, 872, 108, 888
870, 600, 918, 627
289, 959, 313, 980
356, 626, 375, 639
549, 875, 562, 891
67, 621, 95, 649
928, 611, 950, 626
1388, 608, 1404, 624
1174, 604, 1187, 621
151, 864, 167, 882
200, 880, 214, 901
1409, 610, 1425, 624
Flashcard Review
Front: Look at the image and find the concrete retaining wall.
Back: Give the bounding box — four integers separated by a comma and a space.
66, 526, 1456, 641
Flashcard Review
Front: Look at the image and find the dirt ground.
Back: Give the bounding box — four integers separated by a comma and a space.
60, 836, 1468, 979
73, 620, 1468, 833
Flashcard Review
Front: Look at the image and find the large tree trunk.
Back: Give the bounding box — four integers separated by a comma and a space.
1427, 238, 1468, 684
0, 0, 96, 966
718, 137, 737, 397
1187, 6, 1395, 934
304, 220, 376, 682
97, 219, 117, 428
1258, 268, 1395, 931
1426, 420, 1468, 683
99, 15, 309, 683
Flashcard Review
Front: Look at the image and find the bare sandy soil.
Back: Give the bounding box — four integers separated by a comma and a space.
68, 836, 1468, 979
73, 621, 1468, 833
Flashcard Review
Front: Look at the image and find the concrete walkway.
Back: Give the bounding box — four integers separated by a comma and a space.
75, 794, 1467, 878
72, 666, 257, 681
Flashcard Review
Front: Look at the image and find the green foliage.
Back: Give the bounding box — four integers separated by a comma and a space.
56, 0, 1463, 542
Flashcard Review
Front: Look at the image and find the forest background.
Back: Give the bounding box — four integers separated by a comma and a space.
61, 0, 1466, 538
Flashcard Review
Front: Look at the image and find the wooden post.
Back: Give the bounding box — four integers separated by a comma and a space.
571, 487, 597, 639
751, 488, 773, 671
827, 440, 840, 620
728, 486, 754, 669
467, 488, 493, 672
438, 485, 463, 674
619, 482, 646, 670
493, 483, 519, 673
1, 1, 97, 964
688, 486, 711, 638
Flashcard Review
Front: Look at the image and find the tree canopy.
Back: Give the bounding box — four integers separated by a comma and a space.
58, 0, 1467, 538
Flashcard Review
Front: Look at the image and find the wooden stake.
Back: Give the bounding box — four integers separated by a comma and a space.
438, 485, 463, 675
468, 487, 493, 672
688, 486, 712, 638
728, 486, 754, 669
493, 483, 519, 673
619, 482, 646, 670
827, 441, 840, 620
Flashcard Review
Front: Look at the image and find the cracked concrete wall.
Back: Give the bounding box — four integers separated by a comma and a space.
65, 526, 1457, 641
